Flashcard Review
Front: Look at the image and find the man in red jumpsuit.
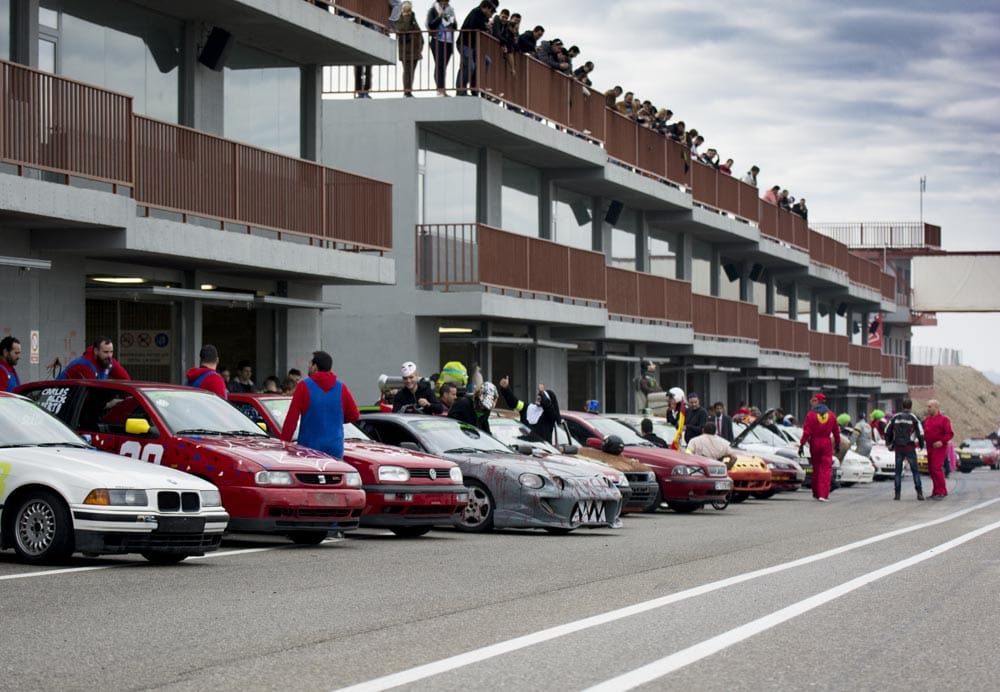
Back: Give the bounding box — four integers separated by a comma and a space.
799, 393, 840, 502
923, 399, 953, 499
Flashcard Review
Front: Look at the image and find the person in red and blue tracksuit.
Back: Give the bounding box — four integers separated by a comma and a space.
799, 392, 840, 502
57, 337, 130, 380
0, 336, 21, 391
280, 350, 359, 458
184, 344, 228, 399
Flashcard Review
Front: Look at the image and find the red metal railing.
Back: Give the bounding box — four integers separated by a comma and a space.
846, 253, 883, 293
759, 315, 809, 355
881, 354, 907, 381
415, 223, 607, 302
692, 295, 758, 341
310, 0, 389, 31
606, 268, 692, 323
808, 229, 850, 274
848, 344, 881, 374
135, 116, 392, 250
0, 60, 132, 186
809, 331, 849, 364
881, 272, 896, 302
812, 222, 943, 250
907, 364, 934, 388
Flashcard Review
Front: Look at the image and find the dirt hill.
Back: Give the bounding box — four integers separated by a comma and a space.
910, 365, 1000, 442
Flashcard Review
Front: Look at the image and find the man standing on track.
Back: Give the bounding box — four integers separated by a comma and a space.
799, 393, 840, 502
923, 399, 953, 500
281, 351, 360, 459
885, 398, 925, 501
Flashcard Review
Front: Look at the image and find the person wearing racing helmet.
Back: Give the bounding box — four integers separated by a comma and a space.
448, 381, 498, 433
602, 435, 626, 455
393, 361, 443, 414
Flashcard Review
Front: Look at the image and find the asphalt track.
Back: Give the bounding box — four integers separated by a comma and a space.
2, 470, 998, 692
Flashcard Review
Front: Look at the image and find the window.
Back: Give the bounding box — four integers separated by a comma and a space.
224, 42, 301, 156
552, 188, 592, 249
610, 209, 640, 271
691, 239, 713, 295
0, 0, 11, 60
501, 159, 540, 236
77, 390, 151, 435
648, 235, 677, 280
418, 131, 478, 224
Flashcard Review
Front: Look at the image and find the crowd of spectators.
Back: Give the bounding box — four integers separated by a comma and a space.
350, 1, 811, 214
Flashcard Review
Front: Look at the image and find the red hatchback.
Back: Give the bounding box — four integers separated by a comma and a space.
230, 394, 469, 537
17, 381, 366, 544
560, 411, 732, 513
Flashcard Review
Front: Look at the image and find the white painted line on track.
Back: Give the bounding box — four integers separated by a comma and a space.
0, 538, 343, 581
333, 497, 1000, 692
585, 518, 1000, 691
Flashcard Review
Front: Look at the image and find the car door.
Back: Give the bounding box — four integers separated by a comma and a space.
19, 384, 83, 428
74, 386, 165, 465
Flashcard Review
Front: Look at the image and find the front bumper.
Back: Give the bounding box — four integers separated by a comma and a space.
660, 475, 731, 502
493, 478, 623, 530
730, 471, 772, 494
223, 486, 366, 533
360, 484, 469, 528
71, 509, 228, 556
768, 470, 802, 491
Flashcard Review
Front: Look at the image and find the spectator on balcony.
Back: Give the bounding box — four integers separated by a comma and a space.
518, 24, 544, 53
615, 91, 635, 117
491, 9, 517, 75
688, 134, 705, 158
699, 148, 719, 168
604, 85, 622, 108
573, 61, 594, 86
666, 120, 686, 141
565, 45, 581, 74
457, 2, 494, 95
653, 108, 673, 134
427, 0, 458, 95
763, 185, 780, 205
636, 102, 657, 127
389, 0, 403, 31
792, 198, 809, 221
719, 158, 734, 175
741, 165, 760, 187
397, 2, 424, 96
778, 189, 794, 211
537, 38, 570, 72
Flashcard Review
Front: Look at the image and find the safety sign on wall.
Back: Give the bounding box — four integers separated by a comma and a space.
119, 330, 172, 366
29, 330, 39, 365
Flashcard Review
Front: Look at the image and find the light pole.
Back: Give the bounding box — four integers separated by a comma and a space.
919, 175, 926, 225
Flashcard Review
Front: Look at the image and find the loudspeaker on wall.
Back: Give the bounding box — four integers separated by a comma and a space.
199, 27, 233, 71
604, 200, 624, 225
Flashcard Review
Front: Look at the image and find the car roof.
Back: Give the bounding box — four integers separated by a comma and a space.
25, 379, 198, 392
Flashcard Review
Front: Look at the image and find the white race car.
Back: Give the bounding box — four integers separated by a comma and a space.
869, 442, 904, 480
0, 393, 228, 564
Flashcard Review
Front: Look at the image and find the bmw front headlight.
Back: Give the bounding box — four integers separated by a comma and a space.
344, 472, 363, 488
201, 489, 223, 507
449, 466, 463, 483
83, 489, 149, 506
255, 471, 294, 486
617, 475, 629, 487
378, 465, 410, 482
519, 473, 545, 489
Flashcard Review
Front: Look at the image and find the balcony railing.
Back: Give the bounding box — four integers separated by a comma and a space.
758, 315, 809, 355
415, 223, 607, 303
607, 267, 692, 323
812, 222, 942, 250
848, 344, 881, 374
0, 59, 392, 252
310, 0, 389, 32
881, 354, 907, 381
847, 253, 884, 293
0, 60, 132, 187
692, 295, 759, 341
907, 364, 934, 388
808, 229, 849, 274
809, 331, 849, 364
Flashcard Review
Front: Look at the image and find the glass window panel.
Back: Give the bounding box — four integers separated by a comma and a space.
419, 131, 477, 224
611, 228, 636, 270
691, 239, 712, 295
648, 236, 675, 279
501, 159, 540, 237
0, 0, 11, 60
38, 7, 58, 28
38, 38, 56, 73
224, 42, 301, 156
552, 188, 593, 250
718, 266, 740, 300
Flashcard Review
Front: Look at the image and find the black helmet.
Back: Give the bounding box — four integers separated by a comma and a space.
602, 435, 625, 455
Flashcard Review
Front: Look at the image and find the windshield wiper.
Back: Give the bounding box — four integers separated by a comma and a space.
35, 442, 91, 448
443, 447, 482, 454
222, 430, 268, 437
175, 428, 224, 436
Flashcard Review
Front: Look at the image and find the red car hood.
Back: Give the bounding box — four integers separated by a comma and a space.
196, 436, 356, 473
343, 440, 454, 470
622, 445, 723, 472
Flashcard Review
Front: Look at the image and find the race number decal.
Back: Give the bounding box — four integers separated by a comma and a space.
120, 441, 165, 465
0, 462, 10, 496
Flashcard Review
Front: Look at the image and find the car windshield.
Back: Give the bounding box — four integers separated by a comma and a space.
257, 397, 368, 441
145, 389, 268, 436
586, 417, 652, 446
748, 424, 794, 447
490, 418, 559, 453
0, 397, 89, 447
408, 418, 512, 454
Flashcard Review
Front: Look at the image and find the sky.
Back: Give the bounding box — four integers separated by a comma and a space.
483, 0, 1000, 372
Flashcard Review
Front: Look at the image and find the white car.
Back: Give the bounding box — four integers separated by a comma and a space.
869, 442, 904, 480
780, 425, 874, 486
0, 393, 228, 564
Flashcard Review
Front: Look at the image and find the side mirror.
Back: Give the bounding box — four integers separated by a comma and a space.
399, 441, 421, 452
586, 437, 603, 450
515, 443, 535, 455
559, 443, 579, 455
257, 422, 268, 432
125, 418, 151, 436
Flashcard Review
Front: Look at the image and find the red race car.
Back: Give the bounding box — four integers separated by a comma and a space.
560, 411, 731, 513
230, 393, 469, 537
17, 381, 366, 545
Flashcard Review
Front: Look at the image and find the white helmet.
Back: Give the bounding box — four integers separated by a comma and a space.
669, 387, 685, 403
479, 382, 498, 410
400, 361, 417, 377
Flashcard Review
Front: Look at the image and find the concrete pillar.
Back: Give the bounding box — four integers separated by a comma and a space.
738, 262, 753, 303
11, 0, 39, 67
828, 302, 836, 333
809, 291, 818, 331
477, 148, 503, 227
180, 271, 203, 375
179, 21, 225, 135
300, 65, 323, 161
765, 275, 776, 315
710, 247, 722, 297
635, 213, 650, 273
676, 233, 693, 281
538, 173, 554, 240
788, 282, 799, 320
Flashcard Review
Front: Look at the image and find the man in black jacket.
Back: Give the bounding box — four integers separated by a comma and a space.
448, 381, 497, 433
683, 393, 709, 443
393, 361, 443, 414
710, 401, 734, 442
456, 1, 495, 95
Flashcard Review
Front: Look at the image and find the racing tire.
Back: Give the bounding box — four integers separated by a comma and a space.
390, 526, 433, 538
287, 530, 330, 545
11, 490, 74, 564
666, 501, 702, 514
840, 481, 856, 487
141, 551, 188, 565
458, 480, 495, 533
711, 494, 730, 511
729, 492, 748, 504
641, 486, 663, 514
959, 467, 973, 474
752, 489, 777, 500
